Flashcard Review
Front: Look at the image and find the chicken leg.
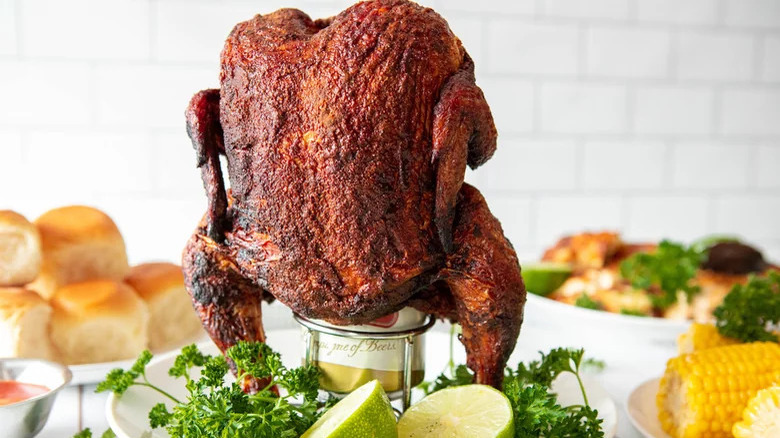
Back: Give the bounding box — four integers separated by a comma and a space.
182, 219, 270, 392
412, 184, 526, 388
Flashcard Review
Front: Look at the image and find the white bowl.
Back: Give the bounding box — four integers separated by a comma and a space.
524, 294, 690, 365
0, 358, 72, 438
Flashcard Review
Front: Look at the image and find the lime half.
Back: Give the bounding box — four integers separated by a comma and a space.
522, 262, 572, 296
398, 384, 514, 438
301, 379, 396, 438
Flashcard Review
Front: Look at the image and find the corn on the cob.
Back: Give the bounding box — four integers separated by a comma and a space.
657, 342, 780, 438
733, 385, 780, 438
677, 323, 740, 355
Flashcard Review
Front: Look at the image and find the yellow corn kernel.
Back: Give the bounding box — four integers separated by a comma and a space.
657, 342, 780, 438
677, 323, 740, 355
733, 385, 780, 438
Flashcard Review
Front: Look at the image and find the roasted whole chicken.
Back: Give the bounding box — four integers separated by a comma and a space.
182, 0, 526, 388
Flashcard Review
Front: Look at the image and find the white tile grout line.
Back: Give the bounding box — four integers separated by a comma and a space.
577, 22, 587, 80
716, 0, 728, 26
746, 143, 760, 190
13, 0, 21, 56
754, 32, 766, 82
627, 0, 638, 22
661, 140, 674, 190
149, 0, 158, 62
711, 86, 723, 137
668, 25, 679, 84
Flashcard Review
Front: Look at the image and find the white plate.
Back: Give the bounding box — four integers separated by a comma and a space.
626, 377, 670, 438
68, 330, 209, 385
107, 329, 617, 438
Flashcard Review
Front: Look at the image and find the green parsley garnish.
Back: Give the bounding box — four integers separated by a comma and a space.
619, 240, 704, 309
72, 429, 115, 438
422, 347, 604, 437
619, 308, 646, 317
91, 341, 327, 438
713, 271, 780, 343
575, 294, 602, 310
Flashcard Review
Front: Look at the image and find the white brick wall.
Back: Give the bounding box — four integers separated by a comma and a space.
671, 143, 753, 189
586, 27, 671, 78
721, 88, 780, 136
676, 31, 754, 81
540, 82, 627, 133
633, 87, 713, 135
635, 0, 718, 25
20, 0, 150, 60
1, 0, 779, 265
763, 35, 780, 82
487, 22, 579, 75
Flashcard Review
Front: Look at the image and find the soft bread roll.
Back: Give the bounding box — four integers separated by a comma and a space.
0, 287, 56, 360
0, 211, 42, 286
124, 262, 203, 350
28, 206, 129, 300
50, 280, 148, 364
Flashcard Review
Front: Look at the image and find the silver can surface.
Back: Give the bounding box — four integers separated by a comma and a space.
301, 308, 427, 397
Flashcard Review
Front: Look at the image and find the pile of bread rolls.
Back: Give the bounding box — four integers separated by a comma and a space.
0, 206, 203, 365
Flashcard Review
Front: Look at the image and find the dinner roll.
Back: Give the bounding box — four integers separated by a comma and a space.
124, 262, 203, 350
28, 206, 129, 300
0, 211, 42, 286
0, 287, 56, 360
50, 280, 148, 365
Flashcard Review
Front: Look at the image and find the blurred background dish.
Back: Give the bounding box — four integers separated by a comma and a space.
526, 231, 777, 322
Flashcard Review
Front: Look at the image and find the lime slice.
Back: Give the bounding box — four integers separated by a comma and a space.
301, 379, 397, 438
398, 384, 514, 438
522, 262, 572, 296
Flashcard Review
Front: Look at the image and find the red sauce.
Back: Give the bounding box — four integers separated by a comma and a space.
0, 380, 49, 406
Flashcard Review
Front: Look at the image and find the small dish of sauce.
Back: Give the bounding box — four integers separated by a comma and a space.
0, 380, 49, 406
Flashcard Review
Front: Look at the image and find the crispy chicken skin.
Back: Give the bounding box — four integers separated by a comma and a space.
182, 0, 526, 389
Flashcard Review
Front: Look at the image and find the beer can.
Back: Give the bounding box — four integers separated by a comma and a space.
302, 307, 427, 397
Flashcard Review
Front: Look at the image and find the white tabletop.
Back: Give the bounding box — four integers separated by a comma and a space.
42, 302, 655, 438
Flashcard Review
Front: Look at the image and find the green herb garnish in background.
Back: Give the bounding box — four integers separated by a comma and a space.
72, 429, 115, 438
619, 240, 704, 309
713, 271, 780, 343
619, 308, 647, 317
575, 294, 602, 310
422, 347, 604, 438
91, 342, 327, 438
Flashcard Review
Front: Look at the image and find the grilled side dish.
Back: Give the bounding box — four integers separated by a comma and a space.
540, 231, 776, 321
182, 0, 526, 389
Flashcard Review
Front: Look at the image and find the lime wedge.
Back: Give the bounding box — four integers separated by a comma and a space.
398, 384, 514, 438
301, 379, 397, 438
522, 262, 572, 296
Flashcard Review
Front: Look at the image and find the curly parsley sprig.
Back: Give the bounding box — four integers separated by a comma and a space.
91, 341, 328, 438
714, 271, 780, 343
619, 240, 704, 309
